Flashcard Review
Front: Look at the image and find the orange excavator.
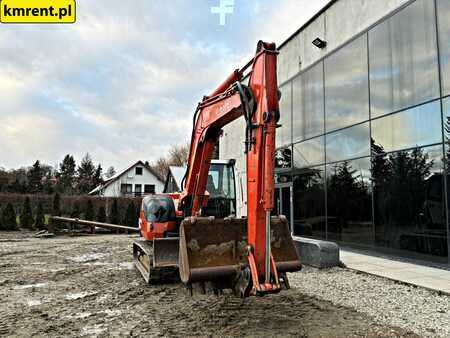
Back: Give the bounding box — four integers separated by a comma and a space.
133, 41, 301, 297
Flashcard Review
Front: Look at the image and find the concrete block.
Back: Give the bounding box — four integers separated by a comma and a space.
293, 236, 340, 268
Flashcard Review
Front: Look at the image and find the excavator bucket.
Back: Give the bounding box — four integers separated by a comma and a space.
178, 216, 301, 285
133, 237, 179, 284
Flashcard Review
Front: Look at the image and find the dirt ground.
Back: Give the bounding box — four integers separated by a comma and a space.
0, 232, 420, 338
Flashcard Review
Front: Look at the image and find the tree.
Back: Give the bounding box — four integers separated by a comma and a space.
93, 164, 104, 188
57, 154, 76, 194
327, 161, 369, 226
371, 145, 434, 244
109, 199, 120, 225
77, 153, 96, 194
28, 160, 43, 193
96, 205, 106, 223
34, 201, 45, 230
150, 143, 189, 181
0, 168, 8, 192
6, 168, 28, 193
386, 148, 433, 225
105, 166, 116, 179
168, 143, 189, 166
20, 197, 33, 229
151, 157, 169, 181
1, 203, 17, 231
41, 174, 55, 194
9, 178, 27, 193
85, 200, 94, 220
371, 139, 391, 190
52, 193, 61, 216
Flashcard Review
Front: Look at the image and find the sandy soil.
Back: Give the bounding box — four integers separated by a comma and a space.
0, 232, 420, 337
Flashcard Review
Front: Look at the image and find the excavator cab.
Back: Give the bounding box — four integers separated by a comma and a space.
202, 160, 236, 218
140, 195, 178, 239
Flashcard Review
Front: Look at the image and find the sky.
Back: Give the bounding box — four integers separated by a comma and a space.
0, 0, 329, 171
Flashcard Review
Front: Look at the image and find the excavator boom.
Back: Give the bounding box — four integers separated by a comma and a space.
178, 41, 301, 296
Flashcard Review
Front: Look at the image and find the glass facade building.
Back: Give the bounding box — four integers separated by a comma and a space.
275, 0, 450, 265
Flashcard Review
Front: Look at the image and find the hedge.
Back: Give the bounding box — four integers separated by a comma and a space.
0, 193, 142, 226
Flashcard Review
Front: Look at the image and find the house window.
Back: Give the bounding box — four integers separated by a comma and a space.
135, 184, 142, 196
135, 167, 143, 175
144, 184, 155, 194
121, 184, 132, 195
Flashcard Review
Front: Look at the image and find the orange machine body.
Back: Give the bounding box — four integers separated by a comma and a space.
139, 193, 181, 240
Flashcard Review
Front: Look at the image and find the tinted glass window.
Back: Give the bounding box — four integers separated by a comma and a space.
326, 158, 373, 245
442, 97, 450, 201
325, 34, 369, 132
277, 83, 292, 148
371, 101, 442, 153
293, 62, 324, 142
437, 0, 450, 96
443, 97, 450, 149
292, 166, 326, 239
293, 137, 325, 169
325, 123, 370, 163
372, 145, 447, 262
143, 197, 176, 222
208, 163, 235, 199
369, 0, 439, 118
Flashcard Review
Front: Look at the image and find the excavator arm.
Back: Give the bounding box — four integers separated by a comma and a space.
178, 41, 301, 296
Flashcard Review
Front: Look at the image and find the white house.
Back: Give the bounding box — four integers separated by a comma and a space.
89, 161, 164, 197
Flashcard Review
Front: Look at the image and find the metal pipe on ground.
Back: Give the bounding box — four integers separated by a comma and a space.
49, 216, 140, 233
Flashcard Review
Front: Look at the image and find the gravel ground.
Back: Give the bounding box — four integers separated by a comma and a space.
289, 266, 450, 338
0, 231, 445, 337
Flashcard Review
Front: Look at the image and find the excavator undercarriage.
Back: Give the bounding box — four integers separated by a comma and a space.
133, 238, 179, 284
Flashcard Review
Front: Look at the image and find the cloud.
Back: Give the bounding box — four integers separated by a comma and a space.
0, 0, 329, 170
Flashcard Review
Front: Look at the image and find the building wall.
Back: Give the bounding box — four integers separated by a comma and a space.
277, 0, 411, 84
102, 165, 164, 197
220, 0, 450, 265
221, 116, 247, 215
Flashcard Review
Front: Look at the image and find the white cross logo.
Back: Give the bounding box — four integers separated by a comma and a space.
211, 0, 234, 26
